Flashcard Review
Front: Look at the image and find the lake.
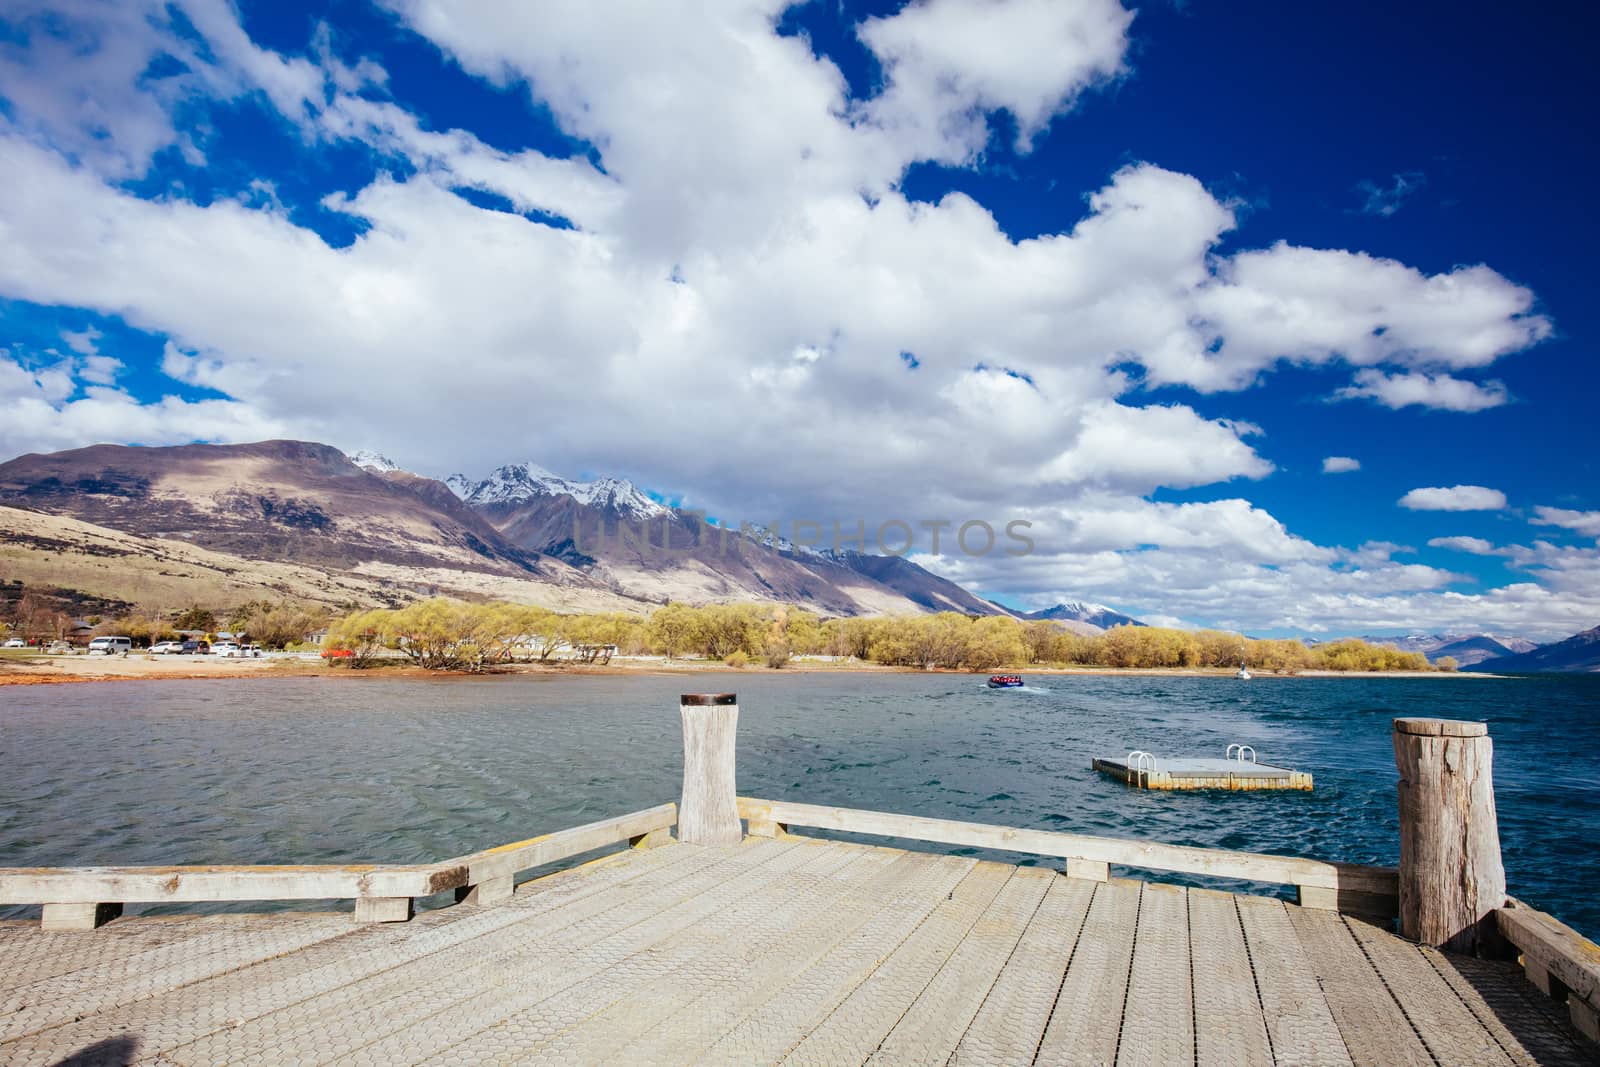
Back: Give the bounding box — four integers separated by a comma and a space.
1, 671, 1596, 937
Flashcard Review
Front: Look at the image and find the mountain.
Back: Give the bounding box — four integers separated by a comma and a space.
1022, 602, 1146, 631
1483, 625, 1600, 673
0, 440, 542, 573
1360, 632, 1539, 666
0, 441, 643, 612
0, 440, 1128, 622
446, 460, 1007, 616
449, 462, 668, 521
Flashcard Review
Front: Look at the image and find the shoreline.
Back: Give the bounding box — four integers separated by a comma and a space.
0, 654, 1506, 687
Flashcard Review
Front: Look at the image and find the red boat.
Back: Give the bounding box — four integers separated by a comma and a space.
987, 675, 1024, 689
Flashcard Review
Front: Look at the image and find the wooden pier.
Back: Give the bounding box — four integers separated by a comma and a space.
0, 700, 1596, 1066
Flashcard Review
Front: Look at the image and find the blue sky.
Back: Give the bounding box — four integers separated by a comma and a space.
0, 0, 1596, 639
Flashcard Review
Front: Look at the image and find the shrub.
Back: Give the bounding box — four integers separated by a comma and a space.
723, 650, 750, 668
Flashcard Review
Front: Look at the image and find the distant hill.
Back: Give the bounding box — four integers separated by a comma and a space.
1484, 625, 1600, 673
1022, 602, 1145, 631
1359, 632, 1539, 666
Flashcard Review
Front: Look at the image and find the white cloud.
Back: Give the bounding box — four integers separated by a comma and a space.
1335, 368, 1509, 412
1530, 506, 1600, 537
1322, 456, 1360, 473
856, 0, 1132, 159
1399, 485, 1508, 512
1427, 536, 1499, 555
0, 0, 1580, 638
0, 349, 288, 458
0, 0, 332, 179
1354, 171, 1426, 217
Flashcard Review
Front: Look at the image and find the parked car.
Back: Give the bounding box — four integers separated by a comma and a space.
87, 636, 133, 655
3, 637, 28, 648
179, 639, 210, 655
151, 641, 185, 654
45, 641, 74, 654
212, 642, 243, 657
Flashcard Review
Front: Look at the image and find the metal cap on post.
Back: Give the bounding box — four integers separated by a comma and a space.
679, 694, 742, 846
1393, 717, 1506, 954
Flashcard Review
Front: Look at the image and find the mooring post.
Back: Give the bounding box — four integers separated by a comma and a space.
1393, 717, 1506, 954
678, 693, 742, 846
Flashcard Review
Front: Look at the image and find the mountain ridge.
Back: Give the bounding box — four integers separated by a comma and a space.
1482, 625, 1600, 673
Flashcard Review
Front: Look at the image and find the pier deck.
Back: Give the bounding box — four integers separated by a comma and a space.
3, 835, 1595, 1067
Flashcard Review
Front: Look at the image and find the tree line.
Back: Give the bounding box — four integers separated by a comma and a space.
320, 599, 1438, 673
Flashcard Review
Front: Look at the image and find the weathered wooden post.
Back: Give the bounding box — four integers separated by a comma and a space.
679, 693, 742, 846
1393, 717, 1506, 954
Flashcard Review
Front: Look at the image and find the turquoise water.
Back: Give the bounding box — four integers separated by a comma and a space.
1, 672, 1595, 936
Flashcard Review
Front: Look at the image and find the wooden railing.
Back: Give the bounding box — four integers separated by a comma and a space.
736, 796, 1398, 917
1497, 897, 1600, 1043
0, 802, 677, 930
2, 690, 1597, 1052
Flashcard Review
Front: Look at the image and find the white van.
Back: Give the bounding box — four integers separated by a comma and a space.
87, 636, 133, 656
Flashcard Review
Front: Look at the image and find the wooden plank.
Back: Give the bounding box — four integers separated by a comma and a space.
196, 841, 807, 1067
0, 863, 464, 905
1424, 949, 1600, 1067
449, 802, 679, 887
18, 844, 715, 1066
948, 875, 1095, 1067
780, 861, 1014, 1067
1034, 878, 1141, 1065
736, 796, 1396, 897
514, 843, 910, 1065
1116, 881, 1194, 1067
1233, 894, 1353, 1067
1188, 887, 1272, 1067
0, 916, 352, 1045
614, 848, 962, 1066
867, 866, 1052, 1065
693, 853, 980, 1066
1284, 907, 1431, 1066
1344, 909, 1516, 1066
1498, 898, 1600, 1017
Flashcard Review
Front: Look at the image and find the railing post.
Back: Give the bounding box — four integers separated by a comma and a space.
679, 693, 742, 846
1393, 717, 1506, 954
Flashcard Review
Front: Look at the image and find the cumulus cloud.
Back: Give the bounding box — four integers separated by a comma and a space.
1530, 506, 1600, 537
1335, 368, 1509, 412
1399, 485, 1508, 511
0, 348, 289, 458
856, 0, 1132, 158
0, 0, 1580, 636
1322, 456, 1360, 473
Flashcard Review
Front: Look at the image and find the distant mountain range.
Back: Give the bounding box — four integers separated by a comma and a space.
0, 440, 1110, 622
1484, 625, 1600, 673
1358, 632, 1540, 668
6, 440, 1589, 666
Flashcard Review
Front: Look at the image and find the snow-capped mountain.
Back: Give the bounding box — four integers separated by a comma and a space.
447, 462, 669, 520
1020, 601, 1145, 630
347, 449, 401, 473
1357, 632, 1539, 665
